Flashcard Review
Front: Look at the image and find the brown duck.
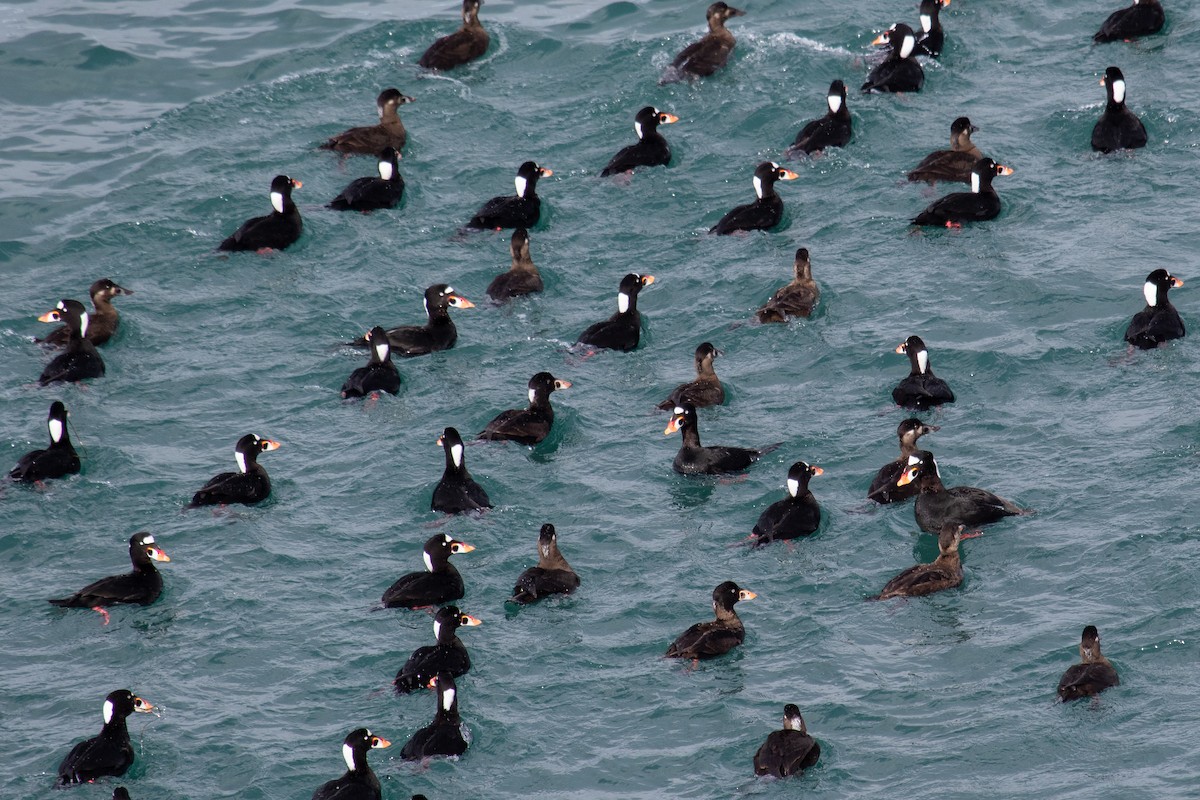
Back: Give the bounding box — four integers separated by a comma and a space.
871, 523, 976, 600
510, 523, 581, 604
320, 88, 414, 154
757, 248, 819, 322
486, 228, 543, 301
38, 279, 132, 347
419, 0, 489, 71
867, 418, 938, 504
658, 342, 724, 409
666, 581, 755, 661
907, 117, 983, 184
1057, 625, 1120, 701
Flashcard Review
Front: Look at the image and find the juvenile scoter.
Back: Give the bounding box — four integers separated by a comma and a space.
898, 450, 1025, 533
752, 704, 820, 778
353, 284, 474, 355
37, 299, 105, 384
1057, 625, 1121, 701
511, 523, 581, 604
666, 581, 755, 660
394, 605, 481, 693
871, 523, 972, 600
218, 175, 302, 252
432, 427, 492, 513
907, 117, 983, 184
891, 335, 955, 409
56, 689, 154, 785
867, 418, 938, 503
665, 403, 779, 475
320, 88, 414, 154
402, 673, 469, 759
419, 0, 490, 70
49, 532, 171, 618
9, 401, 80, 483
912, 158, 1012, 226
914, 0, 950, 57
757, 248, 820, 322
478, 372, 571, 445
1124, 268, 1185, 349
341, 326, 401, 398
188, 433, 280, 507
382, 533, 475, 609
863, 23, 923, 93
710, 161, 799, 235
328, 148, 404, 211
660, 2, 745, 84
38, 279, 132, 347
658, 342, 725, 409
577, 273, 655, 351
486, 228, 543, 301
750, 461, 823, 546
601, 106, 679, 176
1092, 67, 1148, 153
465, 161, 552, 230
787, 80, 851, 156
311, 728, 391, 800
1094, 0, 1164, 43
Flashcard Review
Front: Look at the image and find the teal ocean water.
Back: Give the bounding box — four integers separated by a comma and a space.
3, 0, 1200, 797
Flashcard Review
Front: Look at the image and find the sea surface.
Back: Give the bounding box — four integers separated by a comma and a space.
2, 0, 1200, 798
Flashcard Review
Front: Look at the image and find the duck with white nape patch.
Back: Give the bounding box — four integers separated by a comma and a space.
664, 403, 780, 475
911, 157, 1013, 227
1091, 66, 1148, 153
465, 161, 552, 230
9, 400, 80, 483
217, 175, 302, 252
56, 689, 155, 785
36, 299, 105, 384
710, 161, 799, 235
749, 461, 823, 546
431, 427, 492, 514
786, 80, 852, 156
477, 371, 571, 445
349, 283, 474, 356
48, 532, 172, 624
341, 326, 401, 399
890, 335, 955, 410
577, 272, 656, 351
327, 147, 404, 211
382, 533, 476, 609
311, 727, 391, 800
601, 106, 679, 177
862, 22, 923, 93
401, 672, 469, 759
37, 278, 133, 347
187, 433, 280, 507
913, 0, 950, 57
1124, 268, 1184, 349
867, 418, 939, 503
898, 450, 1026, 533
394, 605, 481, 692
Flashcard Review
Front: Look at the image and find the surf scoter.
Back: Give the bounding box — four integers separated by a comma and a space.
757, 247, 820, 322
710, 161, 799, 235
658, 342, 725, 409
914, 0, 950, 57
353, 284, 474, 355
1124, 268, 1185, 349
402, 673, 469, 759
432, 427, 492, 513
661, 2, 745, 84
465, 161, 552, 230
912, 157, 1012, 226
113, 789, 131, 800
665, 403, 779, 475
666, 581, 755, 660
1057, 625, 1120, 701
188, 433, 280, 507
752, 704, 820, 778
863, 23, 923, 93
311, 728, 391, 800
320, 88, 414, 154
898, 450, 1025, 533
1094, 0, 1164, 43
511, 523, 581, 604
382, 533, 475, 609
486, 228, 543, 301
38, 279, 132, 347
419, 0, 489, 70
867, 418, 939, 503
394, 605, 481, 693
787, 80, 851, 156
907, 117, 982, 184
577, 273, 655, 351
891, 335, 955, 409
37, 299, 105, 384
1092, 67, 1148, 153
218, 175, 302, 252
750, 461, 823, 546
601, 106, 679, 176
9, 401, 80, 483
871, 523, 973, 600
478, 372, 571, 445
328, 148, 404, 211
341, 326, 401, 398
56, 690, 154, 785
49, 532, 171, 620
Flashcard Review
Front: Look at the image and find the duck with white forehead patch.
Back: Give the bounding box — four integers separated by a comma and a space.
217, 175, 302, 252
1124, 268, 1184, 349
658, 342, 725, 409
187, 433, 280, 507
787, 80, 852, 156
320, 88, 414, 154
465, 161, 552, 230
9, 401, 80, 483
753, 704, 821, 778
913, 0, 950, 57
1092, 67, 1147, 153
477, 372, 571, 445
665, 402, 780, 475
1057, 626, 1120, 701
56, 689, 155, 785
510, 523, 581, 604
350, 283, 474, 355
907, 117, 984, 185
382, 533, 476, 609
749, 461, 823, 546
757, 248, 820, 323
891, 335, 955, 410
419, 0, 490, 71
710, 161, 799, 235
911, 157, 1013, 227
341, 326, 401, 399
577, 272, 655, 351
394, 605, 481, 692
36, 299, 105, 384
601, 106, 679, 177
311, 728, 391, 800
486, 228, 543, 301
868, 418, 939, 503
49, 532, 171, 624
431, 427, 492, 514
401, 673, 469, 759
871, 522, 977, 600
328, 148, 404, 211
666, 581, 756, 661
862, 22, 923, 93
898, 450, 1025, 533
660, 2, 746, 84
1094, 0, 1164, 43
38, 278, 133, 347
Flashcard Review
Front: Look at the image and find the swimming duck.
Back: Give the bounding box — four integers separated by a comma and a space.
48, 532, 171, 621
188, 434, 280, 507
341, 326, 401, 398
9, 401, 80, 483
56, 690, 154, 785
914, 0, 950, 57
577, 273, 655, 351
752, 704, 820, 778
511, 523, 581, 604
1057, 625, 1120, 701
394, 605, 481, 693
911, 157, 1012, 227
37, 279, 132, 347
867, 418, 938, 503
658, 342, 725, 409
863, 23, 923, 93
660, 2, 745, 84
419, 0, 489, 70
666, 581, 755, 660
601, 106, 679, 176
891, 335, 955, 409
37, 299, 105, 384
787, 80, 851, 156
465, 161, 552, 230
354, 284, 474, 356
486, 228, 543, 301
217, 175, 302, 252
1092, 67, 1148, 153
898, 450, 1025, 533
665, 403, 779, 475
756, 248, 820, 322
478, 372, 571, 445
432, 427, 492, 513
871, 523, 973, 600
1124, 268, 1184, 349
750, 461, 823, 546
710, 161, 799, 235
320, 88, 414, 154
382, 533, 475, 609
328, 148, 404, 211
311, 728, 391, 800
907, 117, 983, 184
401, 673, 469, 759
1094, 0, 1164, 43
